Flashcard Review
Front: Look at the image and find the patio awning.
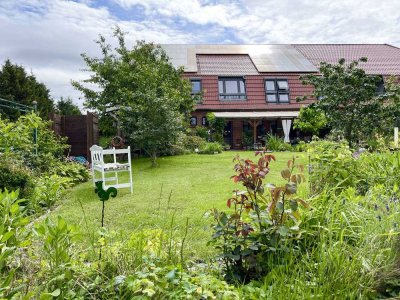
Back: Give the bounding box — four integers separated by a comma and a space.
212, 111, 299, 119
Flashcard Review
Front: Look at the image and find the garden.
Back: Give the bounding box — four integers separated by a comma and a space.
1, 30, 400, 299
1, 112, 400, 298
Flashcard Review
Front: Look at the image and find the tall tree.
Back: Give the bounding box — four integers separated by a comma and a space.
299, 58, 388, 145
0, 59, 54, 120
56, 97, 81, 115
72, 28, 194, 166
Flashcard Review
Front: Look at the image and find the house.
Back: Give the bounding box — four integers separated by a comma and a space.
161, 44, 400, 149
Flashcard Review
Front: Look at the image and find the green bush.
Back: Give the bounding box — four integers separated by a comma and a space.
0, 157, 34, 199
208, 153, 308, 282
265, 134, 292, 151
293, 140, 308, 152
0, 113, 69, 172
30, 175, 70, 213
182, 135, 206, 152
50, 161, 89, 185
99, 135, 112, 148
198, 142, 223, 154
194, 126, 209, 140
309, 140, 400, 195
308, 140, 357, 193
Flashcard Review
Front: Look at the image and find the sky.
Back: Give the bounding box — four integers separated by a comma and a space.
0, 0, 399, 108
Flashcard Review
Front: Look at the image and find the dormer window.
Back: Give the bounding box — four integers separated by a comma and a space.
218, 77, 246, 100
265, 79, 290, 103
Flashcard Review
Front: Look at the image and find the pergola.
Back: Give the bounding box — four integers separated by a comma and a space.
213, 111, 299, 144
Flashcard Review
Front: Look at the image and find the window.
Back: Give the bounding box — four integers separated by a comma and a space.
190, 79, 202, 95
190, 116, 197, 126
202, 116, 207, 126
190, 79, 202, 104
218, 77, 246, 100
265, 79, 290, 103
376, 76, 385, 95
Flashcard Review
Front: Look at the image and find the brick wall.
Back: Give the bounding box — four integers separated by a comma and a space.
185, 73, 315, 111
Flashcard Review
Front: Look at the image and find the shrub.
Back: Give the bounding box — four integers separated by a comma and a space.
0, 157, 34, 199
264, 134, 292, 151
182, 135, 206, 152
293, 140, 308, 152
308, 140, 357, 193
208, 152, 308, 282
50, 161, 89, 185
308, 140, 400, 195
194, 126, 209, 140
198, 142, 223, 154
241, 131, 253, 149
0, 113, 69, 174
30, 175, 69, 213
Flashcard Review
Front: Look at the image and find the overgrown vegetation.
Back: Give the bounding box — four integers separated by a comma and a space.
0, 113, 89, 215
2, 142, 400, 298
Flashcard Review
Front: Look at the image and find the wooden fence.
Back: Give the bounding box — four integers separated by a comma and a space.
49, 112, 99, 161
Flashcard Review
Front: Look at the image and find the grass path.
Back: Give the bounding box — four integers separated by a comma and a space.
54, 151, 307, 259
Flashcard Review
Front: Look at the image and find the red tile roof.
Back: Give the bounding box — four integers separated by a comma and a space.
293, 44, 400, 75
196, 54, 259, 75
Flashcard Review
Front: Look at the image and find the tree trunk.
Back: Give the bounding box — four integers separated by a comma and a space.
345, 122, 353, 147
150, 152, 158, 168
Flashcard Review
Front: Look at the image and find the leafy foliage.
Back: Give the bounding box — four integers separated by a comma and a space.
0, 190, 30, 298
209, 152, 308, 282
0, 113, 88, 215
0, 156, 34, 199
299, 58, 391, 145
0, 59, 54, 120
198, 142, 223, 154
72, 27, 194, 167
308, 140, 400, 195
30, 175, 70, 212
206, 112, 226, 144
264, 134, 292, 151
55, 97, 81, 116
2, 147, 400, 298
181, 134, 206, 152
293, 105, 328, 135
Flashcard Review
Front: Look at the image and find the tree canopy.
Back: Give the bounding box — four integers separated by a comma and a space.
299, 58, 391, 145
72, 28, 194, 166
293, 105, 328, 136
56, 97, 81, 116
0, 59, 54, 120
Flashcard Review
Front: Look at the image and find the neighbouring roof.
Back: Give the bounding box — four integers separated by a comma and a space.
197, 54, 258, 75
212, 111, 299, 119
293, 44, 400, 75
160, 44, 318, 73
160, 44, 400, 75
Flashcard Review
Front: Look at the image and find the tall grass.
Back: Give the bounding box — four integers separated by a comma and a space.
236, 186, 400, 299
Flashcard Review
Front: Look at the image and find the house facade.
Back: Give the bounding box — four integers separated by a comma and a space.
161, 44, 400, 149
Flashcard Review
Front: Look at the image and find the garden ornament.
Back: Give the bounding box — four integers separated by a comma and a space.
94, 180, 118, 260
94, 181, 118, 201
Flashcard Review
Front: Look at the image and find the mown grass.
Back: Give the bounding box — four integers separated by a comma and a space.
53, 151, 307, 260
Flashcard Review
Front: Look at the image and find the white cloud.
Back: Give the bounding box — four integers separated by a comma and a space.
0, 0, 195, 107
0, 0, 399, 108
113, 0, 400, 45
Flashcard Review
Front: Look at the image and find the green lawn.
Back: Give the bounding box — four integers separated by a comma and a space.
54, 151, 307, 260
